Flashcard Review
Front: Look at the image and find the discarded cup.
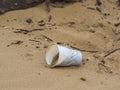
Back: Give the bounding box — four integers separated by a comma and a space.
45, 44, 82, 67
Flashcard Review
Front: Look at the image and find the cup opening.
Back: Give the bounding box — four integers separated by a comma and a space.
51, 53, 59, 66
46, 45, 59, 66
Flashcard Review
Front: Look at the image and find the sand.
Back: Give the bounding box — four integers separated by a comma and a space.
0, 1, 120, 90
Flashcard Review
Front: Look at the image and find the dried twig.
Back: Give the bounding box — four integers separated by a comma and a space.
41, 34, 53, 42
14, 28, 44, 34
7, 40, 23, 47
96, 7, 101, 12
87, 7, 95, 10
29, 39, 41, 42
71, 46, 99, 53
104, 48, 120, 57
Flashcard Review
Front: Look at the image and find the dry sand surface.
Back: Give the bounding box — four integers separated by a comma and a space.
0, 1, 120, 90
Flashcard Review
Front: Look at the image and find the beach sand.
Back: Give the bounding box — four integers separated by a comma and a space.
0, 1, 120, 90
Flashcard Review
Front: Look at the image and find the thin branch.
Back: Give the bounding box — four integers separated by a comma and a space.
71, 46, 99, 53
14, 28, 44, 34
104, 48, 120, 57
41, 34, 53, 42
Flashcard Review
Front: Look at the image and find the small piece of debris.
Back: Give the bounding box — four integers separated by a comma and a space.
26, 18, 33, 24
7, 40, 23, 47
80, 77, 86, 81
14, 29, 30, 34
89, 27, 96, 33
104, 13, 110, 16
29, 39, 40, 42
57, 42, 63, 45
13, 40, 23, 45
96, 7, 101, 12
38, 20, 45, 26
87, 7, 95, 10
36, 46, 40, 48
42, 35, 53, 42
68, 22, 75, 27
14, 28, 44, 34
114, 22, 120, 27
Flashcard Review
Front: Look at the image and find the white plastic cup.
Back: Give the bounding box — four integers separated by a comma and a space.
45, 44, 82, 67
